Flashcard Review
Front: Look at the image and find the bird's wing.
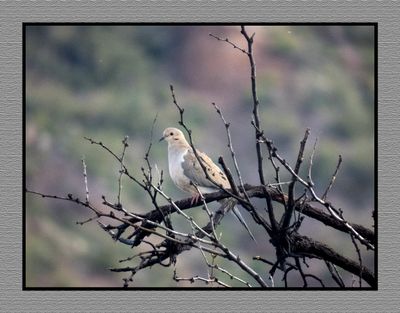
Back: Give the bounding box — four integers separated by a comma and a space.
182, 148, 229, 189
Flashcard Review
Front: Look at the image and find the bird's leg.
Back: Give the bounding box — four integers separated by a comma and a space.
190, 193, 201, 206
188, 181, 203, 206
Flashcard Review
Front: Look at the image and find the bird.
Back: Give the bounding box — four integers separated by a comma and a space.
160, 127, 256, 242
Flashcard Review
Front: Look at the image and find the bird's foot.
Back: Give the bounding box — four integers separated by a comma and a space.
190, 193, 201, 206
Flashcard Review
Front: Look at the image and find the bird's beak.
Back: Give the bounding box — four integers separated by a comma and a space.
159, 135, 165, 142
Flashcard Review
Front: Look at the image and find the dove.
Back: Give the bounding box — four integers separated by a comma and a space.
160, 127, 256, 242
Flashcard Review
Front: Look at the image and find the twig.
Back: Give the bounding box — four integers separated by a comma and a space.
76, 216, 97, 226
84, 136, 146, 189
212, 263, 252, 287
173, 269, 231, 288
117, 136, 129, 206
191, 183, 219, 240
212, 101, 268, 234
240, 26, 266, 187
218, 156, 240, 196
253, 255, 297, 272
322, 155, 343, 201
143, 114, 159, 186
209, 33, 248, 55
304, 274, 325, 287
238, 25, 278, 234
325, 261, 345, 288
350, 233, 363, 287
81, 158, 90, 204
307, 137, 318, 188
295, 257, 308, 287
212, 102, 250, 201
266, 138, 286, 201
282, 265, 297, 287
281, 128, 310, 229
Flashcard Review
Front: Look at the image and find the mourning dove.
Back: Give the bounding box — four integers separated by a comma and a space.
160, 127, 256, 242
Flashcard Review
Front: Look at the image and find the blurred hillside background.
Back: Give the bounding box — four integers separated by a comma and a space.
25, 25, 375, 287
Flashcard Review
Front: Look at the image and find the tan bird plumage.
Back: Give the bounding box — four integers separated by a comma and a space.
160, 127, 256, 242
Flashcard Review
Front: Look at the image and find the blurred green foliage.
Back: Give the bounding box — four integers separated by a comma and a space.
26, 25, 374, 287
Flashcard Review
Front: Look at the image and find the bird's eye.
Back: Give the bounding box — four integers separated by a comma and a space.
170, 132, 173, 136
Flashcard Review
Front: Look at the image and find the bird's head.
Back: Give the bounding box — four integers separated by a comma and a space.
160, 127, 187, 145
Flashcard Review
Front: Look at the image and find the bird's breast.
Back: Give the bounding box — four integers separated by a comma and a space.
168, 146, 192, 193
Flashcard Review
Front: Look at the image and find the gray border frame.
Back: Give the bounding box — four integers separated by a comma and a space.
1, 1, 398, 312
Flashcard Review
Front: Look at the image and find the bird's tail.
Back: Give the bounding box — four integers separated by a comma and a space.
220, 198, 257, 243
